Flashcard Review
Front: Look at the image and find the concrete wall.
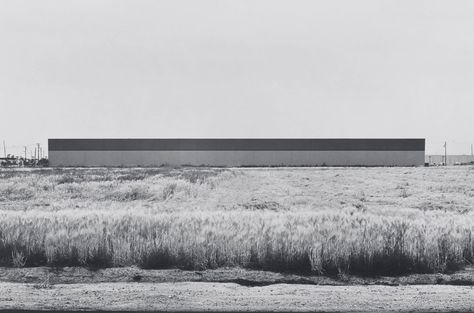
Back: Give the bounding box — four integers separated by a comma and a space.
49, 150, 425, 167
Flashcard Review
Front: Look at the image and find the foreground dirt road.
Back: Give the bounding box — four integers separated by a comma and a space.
1, 281, 473, 312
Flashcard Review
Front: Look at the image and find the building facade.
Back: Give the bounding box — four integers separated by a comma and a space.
48, 138, 425, 167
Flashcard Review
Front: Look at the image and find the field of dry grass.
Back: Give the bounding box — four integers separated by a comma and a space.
0, 166, 473, 276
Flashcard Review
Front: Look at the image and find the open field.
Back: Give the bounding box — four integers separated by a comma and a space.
1, 166, 473, 276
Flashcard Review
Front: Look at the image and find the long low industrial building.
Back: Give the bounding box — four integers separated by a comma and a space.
48, 138, 425, 167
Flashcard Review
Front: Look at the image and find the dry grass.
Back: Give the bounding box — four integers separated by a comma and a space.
0, 166, 473, 276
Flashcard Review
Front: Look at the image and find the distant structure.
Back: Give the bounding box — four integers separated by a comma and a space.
425, 155, 474, 166
48, 138, 425, 167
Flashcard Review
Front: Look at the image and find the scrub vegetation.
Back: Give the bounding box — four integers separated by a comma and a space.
0, 166, 473, 276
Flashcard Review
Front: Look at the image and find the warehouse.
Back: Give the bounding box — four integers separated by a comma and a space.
48, 138, 425, 167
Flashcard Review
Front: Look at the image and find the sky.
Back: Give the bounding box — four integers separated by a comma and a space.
0, 0, 473, 157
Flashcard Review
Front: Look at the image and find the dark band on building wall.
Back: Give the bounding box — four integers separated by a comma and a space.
49, 138, 425, 151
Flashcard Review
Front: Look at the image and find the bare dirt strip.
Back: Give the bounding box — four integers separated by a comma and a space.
1, 266, 474, 286
0, 267, 473, 312
0, 281, 473, 312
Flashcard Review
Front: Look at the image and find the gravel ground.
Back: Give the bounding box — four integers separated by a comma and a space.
0, 281, 473, 312
1, 267, 473, 311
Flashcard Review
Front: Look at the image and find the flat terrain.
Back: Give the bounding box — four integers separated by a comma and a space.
0, 166, 473, 311
1, 166, 473, 274
1, 265, 472, 311
1, 281, 473, 312
1, 266, 474, 286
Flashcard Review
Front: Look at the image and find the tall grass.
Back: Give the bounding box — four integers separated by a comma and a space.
0, 209, 472, 275
0, 167, 473, 276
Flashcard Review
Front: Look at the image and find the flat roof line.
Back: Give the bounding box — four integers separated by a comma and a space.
49, 138, 425, 151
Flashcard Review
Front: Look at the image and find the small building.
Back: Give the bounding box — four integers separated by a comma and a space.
48, 138, 425, 167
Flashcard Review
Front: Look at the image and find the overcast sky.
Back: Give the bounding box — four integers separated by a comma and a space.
0, 0, 473, 156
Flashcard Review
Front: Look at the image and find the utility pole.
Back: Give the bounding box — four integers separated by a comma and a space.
24, 146, 27, 160
443, 141, 447, 166
37, 143, 41, 161
34, 147, 37, 161
471, 144, 473, 156
3, 140, 6, 158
